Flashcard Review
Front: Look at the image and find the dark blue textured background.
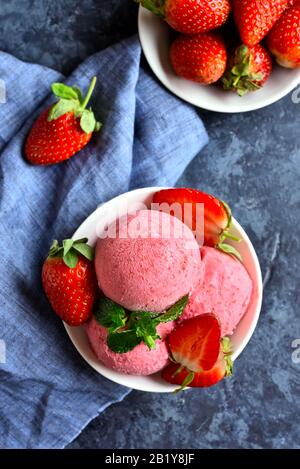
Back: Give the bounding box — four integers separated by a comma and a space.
1, 0, 299, 449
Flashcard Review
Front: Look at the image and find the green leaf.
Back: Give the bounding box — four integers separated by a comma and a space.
73, 238, 88, 245
63, 250, 79, 268
63, 239, 74, 257
95, 121, 102, 132
221, 337, 233, 377
137, 0, 165, 17
217, 243, 243, 262
71, 86, 83, 102
156, 295, 189, 323
94, 296, 127, 332
107, 330, 142, 354
48, 99, 78, 121
133, 312, 160, 350
49, 240, 62, 257
51, 83, 79, 101
80, 110, 96, 134
73, 242, 94, 261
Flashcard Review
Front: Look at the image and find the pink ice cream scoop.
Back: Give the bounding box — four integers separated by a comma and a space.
85, 317, 175, 375
179, 246, 253, 336
95, 210, 201, 312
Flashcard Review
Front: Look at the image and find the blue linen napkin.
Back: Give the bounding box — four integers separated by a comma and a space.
0, 35, 208, 449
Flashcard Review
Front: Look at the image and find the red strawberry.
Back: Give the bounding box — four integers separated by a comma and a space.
162, 337, 233, 389
232, 0, 289, 46
153, 188, 241, 259
42, 238, 98, 326
170, 32, 227, 85
137, 0, 231, 34
267, 5, 300, 69
168, 314, 221, 372
222, 44, 272, 95
25, 77, 101, 165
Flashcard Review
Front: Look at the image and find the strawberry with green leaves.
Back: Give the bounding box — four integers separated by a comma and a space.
25, 77, 101, 165
42, 238, 98, 326
137, 0, 231, 34
162, 336, 233, 390
232, 0, 289, 46
170, 33, 227, 85
153, 188, 241, 260
222, 44, 272, 96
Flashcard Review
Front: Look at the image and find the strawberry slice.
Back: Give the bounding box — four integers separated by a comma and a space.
163, 337, 233, 390
168, 314, 221, 373
153, 188, 241, 260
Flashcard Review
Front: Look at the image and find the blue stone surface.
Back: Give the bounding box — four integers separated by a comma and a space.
1, 0, 299, 449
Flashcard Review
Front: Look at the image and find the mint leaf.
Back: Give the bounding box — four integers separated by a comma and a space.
156, 294, 189, 323
51, 83, 79, 101
94, 296, 127, 333
107, 330, 142, 353
80, 110, 96, 134
48, 99, 77, 121
132, 312, 160, 350
73, 242, 94, 261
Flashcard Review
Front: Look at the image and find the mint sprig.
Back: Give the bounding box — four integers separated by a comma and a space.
48, 77, 102, 134
48, 238, 94, 268
94, 294, 189, 354
128, 312, 161, 350
94, 296, 127, 333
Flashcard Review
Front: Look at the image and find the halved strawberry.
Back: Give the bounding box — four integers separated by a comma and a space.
162, 337, 233, 390
153, 188, 241, 260
168, 314, 221, 373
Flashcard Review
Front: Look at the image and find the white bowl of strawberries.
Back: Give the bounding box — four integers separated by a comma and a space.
42, 187, 263, 393
138, 0, 300, 113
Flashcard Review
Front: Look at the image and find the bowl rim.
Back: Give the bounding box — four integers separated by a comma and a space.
138, 6, 300, 113
64, 187, 263, 393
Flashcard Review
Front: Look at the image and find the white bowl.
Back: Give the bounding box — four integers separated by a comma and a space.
138, 7, 300, 113
65, 187, 263, 392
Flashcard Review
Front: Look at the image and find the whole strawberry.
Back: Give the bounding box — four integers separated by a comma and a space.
42, 238, 98, 326
267, 5, 300, 68
222, 44, 272, 95
137, 0, 231, 34
153, 188, 241, 260
170, 33, 227, 85
232, 0, 289, 46
25, 77, 101, 165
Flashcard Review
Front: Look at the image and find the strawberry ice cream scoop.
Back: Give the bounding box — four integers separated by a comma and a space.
95, 210, 201, 312
179, 247, 253, 336
85, 317, 175, 375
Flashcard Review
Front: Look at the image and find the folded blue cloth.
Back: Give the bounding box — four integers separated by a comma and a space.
0, 35, 208, 449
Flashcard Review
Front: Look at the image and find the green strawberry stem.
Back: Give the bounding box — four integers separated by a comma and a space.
81, 76, 97, 111
48, 238, 94, 268
48, 77, 101, 134
137, 0, 165, 17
